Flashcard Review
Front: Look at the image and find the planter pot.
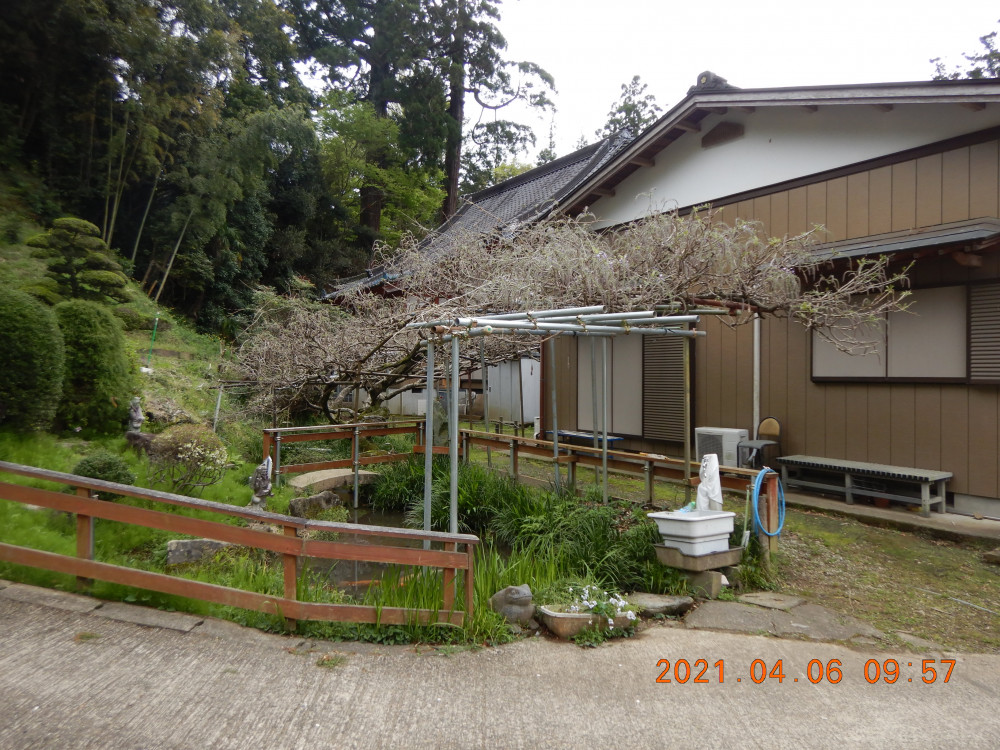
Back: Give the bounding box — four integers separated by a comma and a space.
536, 605, 632, 640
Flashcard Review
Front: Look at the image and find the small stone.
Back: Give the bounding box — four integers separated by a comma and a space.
983, 548, 1000, 565
167, 539, 232, 565
627, 592, 695, 617
289, 490, 342, 519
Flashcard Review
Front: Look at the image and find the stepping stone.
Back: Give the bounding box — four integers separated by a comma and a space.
0, 584, 101, 613
738, 592, 805, 611
628, 593, 695, 616
288, 469, 379, 492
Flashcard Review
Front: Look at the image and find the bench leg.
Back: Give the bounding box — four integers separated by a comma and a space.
920, 482, 931, 518
845, 472, 854, 505
936, 479, 947, 514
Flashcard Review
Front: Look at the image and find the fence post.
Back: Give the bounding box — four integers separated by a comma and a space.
282, 525, 298, 632
509, 438, 518, 480
353, 425, 360, 509
465, 543, 475, 627
75, 487, 94, 590
443, 542, 456, 613
645, 461, 654, 505
274, 433, 282, 486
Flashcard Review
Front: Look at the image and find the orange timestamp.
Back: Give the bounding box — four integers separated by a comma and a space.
655, 658, 956, 685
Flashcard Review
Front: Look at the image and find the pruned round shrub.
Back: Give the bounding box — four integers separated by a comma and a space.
0, 287, 65, 430
54, 299, 138, 434
72, 451, 136, 500
149, 424, 229, 495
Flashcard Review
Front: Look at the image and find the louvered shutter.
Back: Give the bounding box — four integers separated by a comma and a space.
643, 337, 685, 441
970, 283, 1000, 383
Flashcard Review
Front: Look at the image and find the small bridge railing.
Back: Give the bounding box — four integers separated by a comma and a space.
0, 461, 477, 629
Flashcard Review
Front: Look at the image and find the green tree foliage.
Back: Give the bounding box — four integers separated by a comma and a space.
932, 22, 1000, 79
595, 75, 662, 140
26, 217, 130, 304
54, 299, 137, 434
319, 91, 445, 248
0, 287, 65, 430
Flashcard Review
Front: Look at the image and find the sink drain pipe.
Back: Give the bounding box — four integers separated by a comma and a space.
752, 468, 785, 537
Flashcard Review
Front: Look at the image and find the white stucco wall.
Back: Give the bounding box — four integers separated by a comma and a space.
589, 103, 1000, 228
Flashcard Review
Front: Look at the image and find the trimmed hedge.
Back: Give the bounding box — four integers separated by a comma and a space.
55, 299, 137, 434
72, 451, 136, 500
0, 287, 65, 429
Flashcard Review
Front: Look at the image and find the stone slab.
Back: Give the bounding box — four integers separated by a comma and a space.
983, 548, 1000, 565
654, 545, 743, 572
95, 602, 203, 632
628, 593, 695, 616
166, 538, 233, 565
191, 617, 303, 649
288, 469, 379, 492
738, 592, 805, 611
0, 578, 10, 590
685, 601, 883, 642
681, 570, 725, 598
895, 631, 943, 651
0, 583, 102, 613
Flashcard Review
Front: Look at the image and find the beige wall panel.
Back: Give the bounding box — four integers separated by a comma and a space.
735, 321, 754, 431
939, 386, 969, 495
869, 166, 893, 235
915, 154, 943, 228
891, 161, 917, 231
824, 384, 847, 459
718, 323, 738, 426
941, 147, 971, 223
826, 177, 848, 242
966, 387, 999, 497
785, 321, 809, 457
770, 191, 789, 237
804, 378, 826, 456
846, 172, 870, 239
889, 385, 916, 467
701, 320, 722, 427
969, 140, 999, 218
611, 335, 643, 435
806, 183, 827, 232
787, 186, 808, 236
753, 196, 772, 237
867, 386, 892, 464
763, 318, 788, 430
553, 336, 578, 430
913, 386, 942, 470
842, 384, 870, 462
576, 339, 598, 432
721, 203, 737, 226
737, 199, 754, 222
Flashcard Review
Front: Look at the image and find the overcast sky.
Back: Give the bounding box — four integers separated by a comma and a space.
491, 0, 1000, 159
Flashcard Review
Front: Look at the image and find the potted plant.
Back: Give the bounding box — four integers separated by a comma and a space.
537, 584, 637, 640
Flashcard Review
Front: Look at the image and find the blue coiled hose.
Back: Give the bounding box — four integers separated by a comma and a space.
751, 467, 785, 537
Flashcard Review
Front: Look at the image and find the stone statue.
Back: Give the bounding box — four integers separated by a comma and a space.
489, 584, 535, 626
249, 456, 273, 510
127, 396, 144, 433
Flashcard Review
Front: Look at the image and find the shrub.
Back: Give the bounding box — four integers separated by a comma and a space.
149, 424, 229, 495
111, 305, 170, 332
0, 287, 65, 430
72, 451, 136, 500
54, 299, 137, 434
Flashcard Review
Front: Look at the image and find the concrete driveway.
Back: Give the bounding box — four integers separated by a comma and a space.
2, 582, 999, 749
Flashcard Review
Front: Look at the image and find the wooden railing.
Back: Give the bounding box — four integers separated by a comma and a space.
0, 461, 477, 629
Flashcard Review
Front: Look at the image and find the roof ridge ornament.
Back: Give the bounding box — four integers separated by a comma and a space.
689, 71, 738, 94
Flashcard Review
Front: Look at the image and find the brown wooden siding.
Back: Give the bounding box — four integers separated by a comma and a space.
547, 138, 1000, 500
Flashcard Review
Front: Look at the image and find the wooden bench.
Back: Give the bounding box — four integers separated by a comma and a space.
542, 430, 624, 447
777, 455, 951, 517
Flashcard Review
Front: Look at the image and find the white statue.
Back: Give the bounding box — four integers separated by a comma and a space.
249, 456, 273, 510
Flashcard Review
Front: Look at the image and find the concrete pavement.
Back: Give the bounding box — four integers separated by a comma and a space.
2, 580, 999, 749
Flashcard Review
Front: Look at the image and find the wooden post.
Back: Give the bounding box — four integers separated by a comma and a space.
464, 544, 475, 627
282, 525, 298, 632
75, 487, 94, 590
509, 438, 519, 480
443, 542, 456, 612
645, 461, 654, 505
766, 471, 779, 554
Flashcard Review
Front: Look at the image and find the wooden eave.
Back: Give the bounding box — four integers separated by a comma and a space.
561, 78, 1000, 217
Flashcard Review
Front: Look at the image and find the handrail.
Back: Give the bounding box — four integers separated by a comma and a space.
0, 461, 477, 629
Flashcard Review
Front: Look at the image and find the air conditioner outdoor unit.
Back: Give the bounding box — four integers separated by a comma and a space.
694, 427, 748, 468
